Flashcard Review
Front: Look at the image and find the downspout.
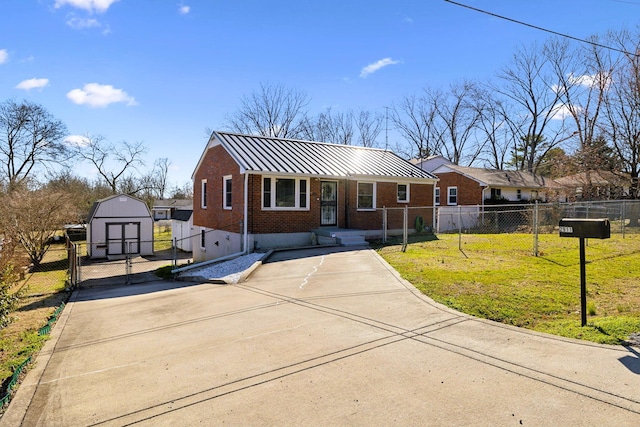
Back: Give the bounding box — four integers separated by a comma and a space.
243, 172, 249, 254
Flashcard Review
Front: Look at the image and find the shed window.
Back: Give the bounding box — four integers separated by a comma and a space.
357, 182, 376, 210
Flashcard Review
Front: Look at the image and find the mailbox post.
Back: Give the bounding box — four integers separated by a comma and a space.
558, 218, 610, 326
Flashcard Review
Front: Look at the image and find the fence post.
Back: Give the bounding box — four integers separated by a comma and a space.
533, 201, 539, 257
172, 237, 177, 267
382, 207, 388, 244
458, 205, 462, 251
622, 200, 626, 238
401, 205, 408, 252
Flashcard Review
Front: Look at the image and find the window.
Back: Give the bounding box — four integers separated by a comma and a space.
223, 175, 232, 209
447, 186, 457, 205
357, 182, 376, 210
397, 183, 409, 203
201, 179, 207, 209
516, 189, 522, 200
435, 187, 440, 206
299, 179, 307, 208
490, 188, 502, 199
262, 176, 309, 210
200, 230, 206, 249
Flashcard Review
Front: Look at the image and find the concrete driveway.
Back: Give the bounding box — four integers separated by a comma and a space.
3, 247, 640, 426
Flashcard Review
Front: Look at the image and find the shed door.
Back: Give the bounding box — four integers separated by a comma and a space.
106, 222, 140, 256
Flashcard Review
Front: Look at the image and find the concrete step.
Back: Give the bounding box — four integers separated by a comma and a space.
337, 235, 368, 247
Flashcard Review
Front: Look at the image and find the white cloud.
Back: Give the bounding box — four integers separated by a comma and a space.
64, 134, 91, 147
550, 104, 576, 121
359, 57, 400, 78
66, 16, 101, 29
0, 49, 8, 64
15, 78, 50, 91
54, 0, 120, 14
67, 83, 137, 108
178, 4, 190, 15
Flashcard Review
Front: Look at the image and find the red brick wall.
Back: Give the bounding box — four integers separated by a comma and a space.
346, 181, 434, 230
435, 172, 483, 205
247, 176, 331, 233
193, 145, 244, 232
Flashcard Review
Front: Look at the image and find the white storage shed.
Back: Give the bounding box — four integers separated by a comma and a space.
171, 209, 193, 252
86, 194, 154, 259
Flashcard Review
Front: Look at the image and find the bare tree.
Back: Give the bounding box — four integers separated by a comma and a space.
298, 108, 354, 144
601, 29, 640, 202
434, 81, 483, 166
0, 99, 68, 189
354, 109, 383, 148
391, 93, 440, 159
225, 83, 310, 138
0, 186, 77, 266
150, 157, 170, 199
74, 135, 147, 194
473, 88, 523, 170
495, 41, 570, 172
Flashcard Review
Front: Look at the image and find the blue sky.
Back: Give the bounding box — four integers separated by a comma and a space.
1, 0, 639, 188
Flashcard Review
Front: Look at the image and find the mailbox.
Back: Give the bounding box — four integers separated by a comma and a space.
559, 218, 610, 239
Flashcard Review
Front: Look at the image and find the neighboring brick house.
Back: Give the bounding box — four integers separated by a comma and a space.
191, 131, 438, 262
432, 164, 555, 206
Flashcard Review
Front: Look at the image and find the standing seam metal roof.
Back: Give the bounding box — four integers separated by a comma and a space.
213, 131, 437, 180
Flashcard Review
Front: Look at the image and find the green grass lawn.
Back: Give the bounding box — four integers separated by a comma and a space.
378, 233, 640, 345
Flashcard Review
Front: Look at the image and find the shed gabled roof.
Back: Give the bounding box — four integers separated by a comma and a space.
171, 209, 193, 221
86, 193, 151, 222
194, 131, 437, 182
434, 164, 556, 189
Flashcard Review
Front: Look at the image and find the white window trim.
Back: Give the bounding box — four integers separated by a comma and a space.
435, 187, 441, 206
447, 186, 458, 206
397, 183, 410, 203
223, 175, 232, 210
262, 176, 310, 211
200, 179, 207, 209
357, 181, 377, 211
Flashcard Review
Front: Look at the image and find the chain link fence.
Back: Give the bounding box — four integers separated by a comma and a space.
429, 200, 640, 256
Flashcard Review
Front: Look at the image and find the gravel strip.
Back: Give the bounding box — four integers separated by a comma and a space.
178, 253, 265, 283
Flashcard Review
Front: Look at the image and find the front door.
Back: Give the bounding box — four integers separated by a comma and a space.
320, 181, 338, 226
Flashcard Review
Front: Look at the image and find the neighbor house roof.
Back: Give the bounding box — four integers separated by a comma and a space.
194, 131, 438, 182
433, 164, 556, 189
554, 170, 630, 187
152, 199, 193, 209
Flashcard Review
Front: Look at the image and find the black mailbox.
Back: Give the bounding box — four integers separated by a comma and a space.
559, 218, 610, 239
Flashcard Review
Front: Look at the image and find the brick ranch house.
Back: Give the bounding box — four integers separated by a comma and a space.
431, 164, 556, 206
191, 131, 438, 262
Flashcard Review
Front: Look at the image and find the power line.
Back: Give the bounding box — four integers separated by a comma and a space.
444, 0, 639, 57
